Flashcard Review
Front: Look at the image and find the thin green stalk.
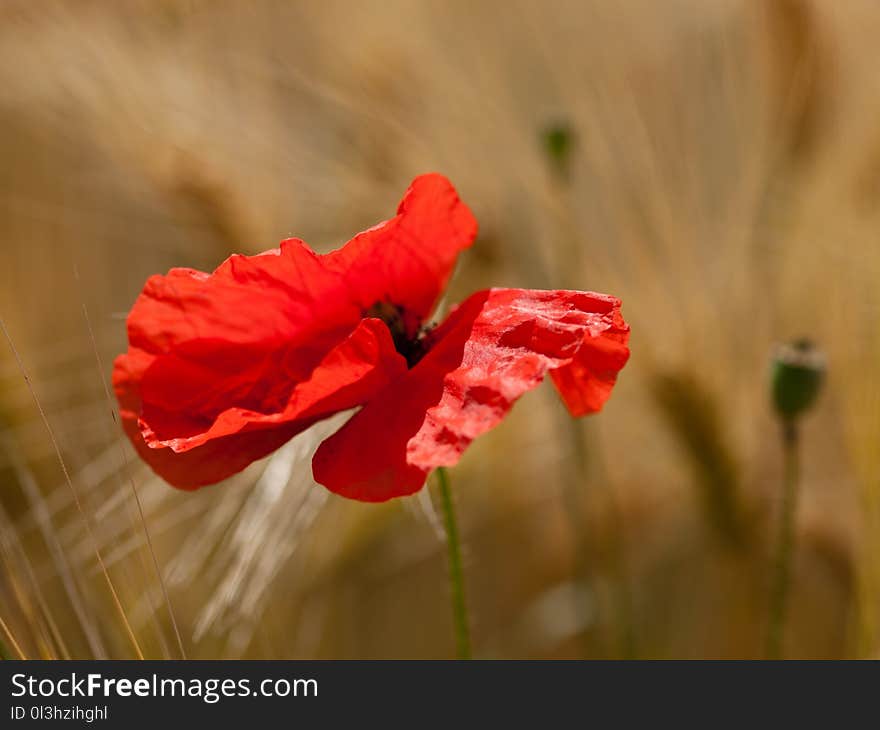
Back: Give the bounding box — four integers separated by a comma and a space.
435, 467, 472, 659
767, 420, 800, 659
564, 416, 635, 658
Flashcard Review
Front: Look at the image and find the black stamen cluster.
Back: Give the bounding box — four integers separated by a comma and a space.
365, 301, 435, 368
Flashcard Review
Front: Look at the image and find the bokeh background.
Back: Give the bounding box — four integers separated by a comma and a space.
1, 0, 879, 659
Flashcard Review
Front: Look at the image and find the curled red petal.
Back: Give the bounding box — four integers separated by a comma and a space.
126, 173, 475, 357
327, 172, 478, 335
114, 173, 475, 488
549, 305, 630, 416
312, 288, 629, 502
113, 347, 297, 489
114, 318, 407, 488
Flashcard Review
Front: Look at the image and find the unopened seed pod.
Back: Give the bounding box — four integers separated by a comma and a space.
770, 339, 826, 420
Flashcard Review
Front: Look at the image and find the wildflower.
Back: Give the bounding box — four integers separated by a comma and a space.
113, 174, 629, 501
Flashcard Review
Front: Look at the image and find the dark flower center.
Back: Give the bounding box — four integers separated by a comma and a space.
365, 301, 433, 368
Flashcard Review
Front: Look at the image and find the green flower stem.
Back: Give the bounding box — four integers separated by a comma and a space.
565, 417, 635, 658
436, 467, 472, 659
767, 420, 800, 659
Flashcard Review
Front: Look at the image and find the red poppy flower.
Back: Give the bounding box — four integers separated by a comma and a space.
113, 174, 630, 501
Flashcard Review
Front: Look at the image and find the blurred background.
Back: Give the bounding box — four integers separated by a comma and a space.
1, 0, 879, 659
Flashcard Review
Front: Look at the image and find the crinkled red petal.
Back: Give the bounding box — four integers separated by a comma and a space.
549, 305, 630, 416
312, 288, 630, 502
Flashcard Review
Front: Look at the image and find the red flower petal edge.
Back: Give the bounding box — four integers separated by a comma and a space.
312, 288, 630, 502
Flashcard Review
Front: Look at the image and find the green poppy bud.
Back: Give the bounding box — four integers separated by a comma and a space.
770, 339, 826, 421
541, 122, 574, 181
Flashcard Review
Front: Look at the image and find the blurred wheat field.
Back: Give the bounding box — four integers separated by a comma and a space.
1, 0, 879, 659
